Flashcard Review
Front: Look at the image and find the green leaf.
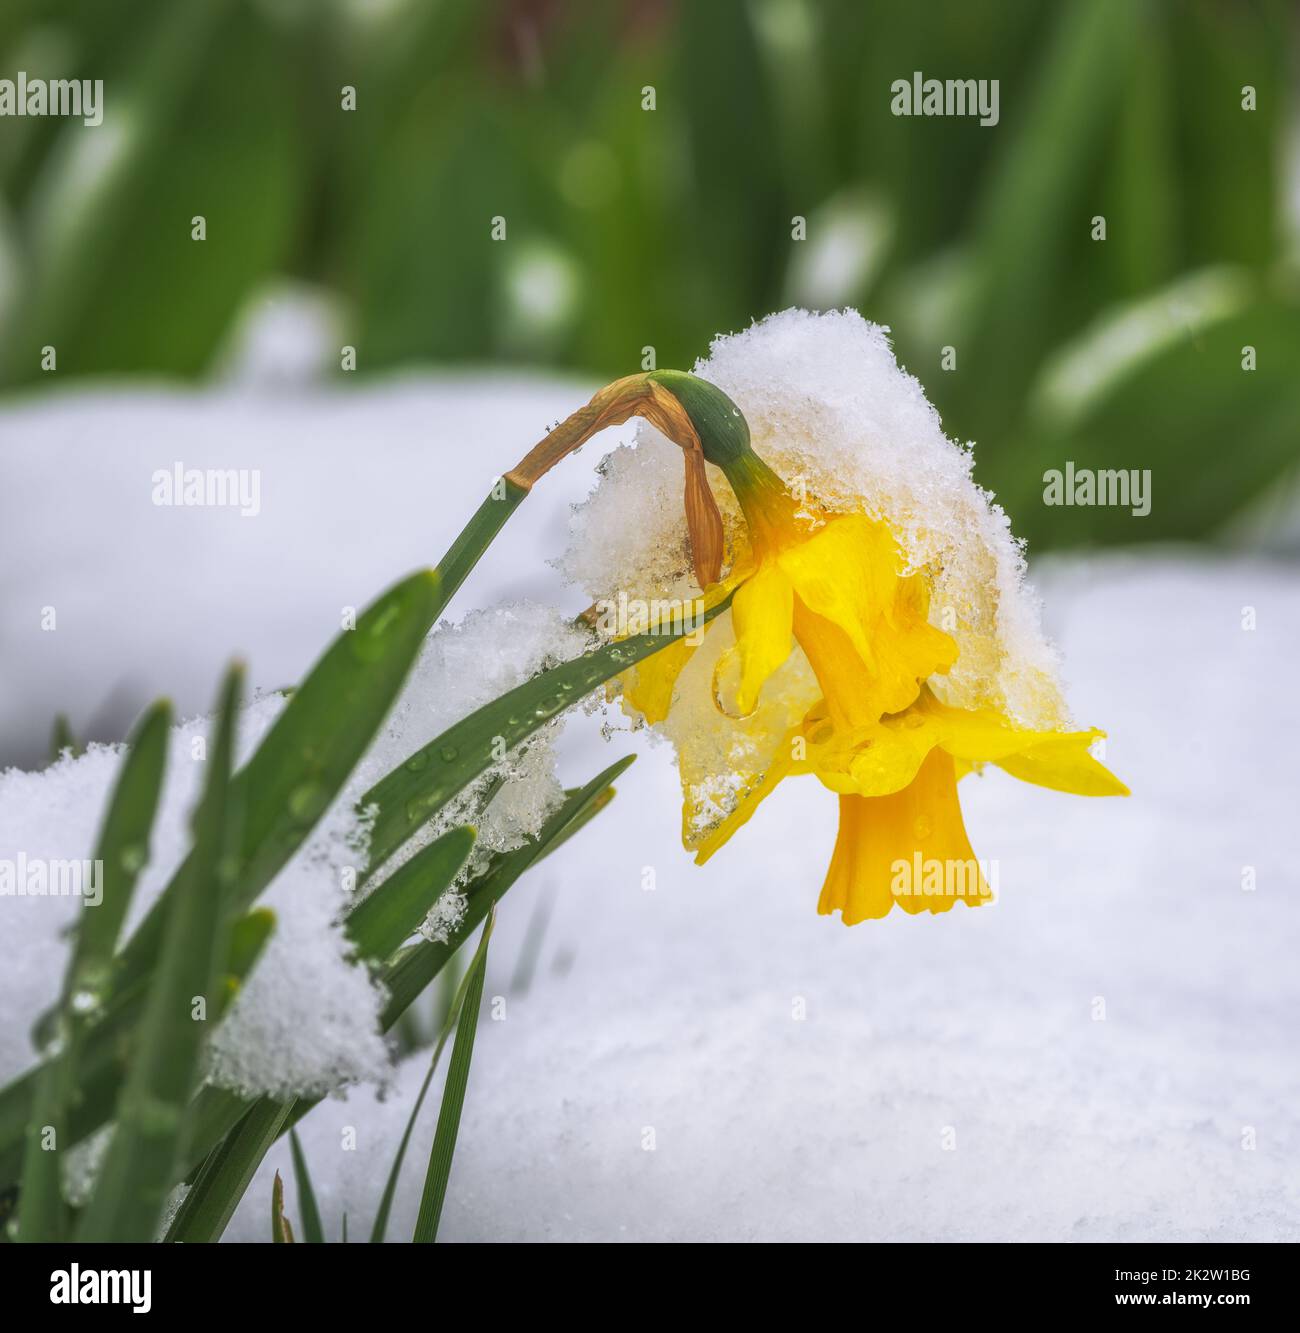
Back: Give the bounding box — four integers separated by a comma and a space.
1014, 293, 1300, 547
677, 0, 786, 327
346, 825, 476, 963
111, 483, 528, 1010
0, 491, 603, 1203
223, 908, 276, 991
78, 666, 244, 1242
380, 754, 634, 1027
110, 572, 446, 1006
11, 491, 529, 1173
413, 909, 494, 1242
1, 0, 301, 384
288, 1129, 324, 1244
0, 907, 272, 1193
70, 702, 174, 991
165, 1097, 293, 1244
165, 755, 633, 1222
369, 913, 492, 1243
362, 600, 729, 873
15, 699, 170, 1242
959, 0, 1140, 428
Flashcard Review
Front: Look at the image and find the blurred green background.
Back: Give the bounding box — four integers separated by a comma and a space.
0, 0, 1296, 548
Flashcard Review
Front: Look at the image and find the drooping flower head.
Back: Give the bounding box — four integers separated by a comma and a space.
564, 310, 1128, 923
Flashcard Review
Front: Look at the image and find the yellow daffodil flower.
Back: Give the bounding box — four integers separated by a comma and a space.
622, 371, 1129, 925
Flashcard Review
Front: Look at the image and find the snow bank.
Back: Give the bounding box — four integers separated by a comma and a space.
0, 372, 609, 770
0, 602, 588, 1100
228, 555, 1300, 1242
0, 693, 392, 1099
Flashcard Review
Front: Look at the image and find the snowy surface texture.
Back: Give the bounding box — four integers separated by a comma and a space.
0, 602, 585, 1100
0, 695, 390, 1100
0, 372, 610, 770
226, 554, 1298, 1243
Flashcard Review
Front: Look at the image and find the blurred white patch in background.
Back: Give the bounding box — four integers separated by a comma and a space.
784, 189, 894, 310
0, 294, 615, 766
213, 282, 344, 388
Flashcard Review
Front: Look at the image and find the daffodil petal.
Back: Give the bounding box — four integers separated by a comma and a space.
728, 559, 794, 716
779, 513, 956, 719
794, 694, 941, 798
691, 743, 801, 864
818, 749, 990, 924
777, 514, 895, 664
622, 637, 699, 724
914, 691, 1130, 797
996, 735, 1131, 797
795, 685, 1129, 803
618, 575, 743, 725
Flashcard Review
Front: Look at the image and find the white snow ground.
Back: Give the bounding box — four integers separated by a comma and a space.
1, 370, 1296, 1242
223, 553, 1300, 1243
0, 372, 608, 769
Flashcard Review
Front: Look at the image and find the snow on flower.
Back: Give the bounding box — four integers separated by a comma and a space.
563, 308, 1127, 922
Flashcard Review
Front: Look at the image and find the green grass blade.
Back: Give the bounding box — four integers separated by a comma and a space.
112, 493, 529, 998
961, 0, 1138, 426
77, 666, 244, 1242
346, 825, 476, 963
69, 701, 173, 993
3, 492, 536, 1191
110, 570, 446, 1005
12, 1068, 70, 1243
413, 909, 494, 1242
15, 699, 171, 1243
435, 482, 528, 606
160, 754, 634, 1209
380, 754, 634, 1027
165, 1097, 293, 1243
288, 1128, 324, 1243
0, 758, 623, 1196
0, 909, 271, 1193
369, 913, 493, 1243
223, 908, 276, 993
362, 597, 729, 872
368, 1065, 435, 1245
